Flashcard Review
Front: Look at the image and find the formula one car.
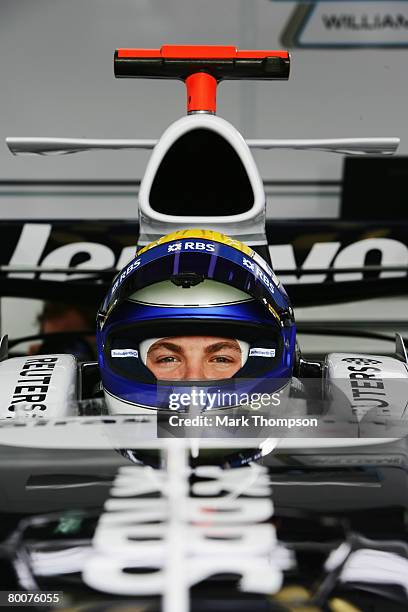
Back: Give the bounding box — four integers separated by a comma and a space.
1, 46, 408, 612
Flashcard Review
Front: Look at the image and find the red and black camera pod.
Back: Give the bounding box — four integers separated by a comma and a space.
114, 45, 290, 113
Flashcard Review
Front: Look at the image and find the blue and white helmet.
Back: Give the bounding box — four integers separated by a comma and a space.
97, 229, 296, 414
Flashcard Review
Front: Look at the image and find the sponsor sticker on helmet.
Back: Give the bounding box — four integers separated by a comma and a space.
253, 252, 281, 287
249, 348, 276, 358
111, 349, 139, 358
167, 241, 215, 253
242, 257, 275, 293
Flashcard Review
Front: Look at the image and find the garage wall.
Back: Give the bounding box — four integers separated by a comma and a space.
0, 0, 405, 190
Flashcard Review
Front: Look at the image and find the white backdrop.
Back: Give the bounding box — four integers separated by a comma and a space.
0, 0, 405, 187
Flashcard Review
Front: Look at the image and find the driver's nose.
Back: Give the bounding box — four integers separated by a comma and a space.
183, 358, 206, 380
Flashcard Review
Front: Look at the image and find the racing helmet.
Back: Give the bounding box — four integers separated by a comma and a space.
97, 229, 296, 413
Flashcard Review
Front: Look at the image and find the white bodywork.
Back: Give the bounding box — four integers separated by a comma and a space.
325, 352, 408, 433
0, 350, 406, 451
6, 136, 399, 156
0, 354, 78, 420
138, 113, 267, 245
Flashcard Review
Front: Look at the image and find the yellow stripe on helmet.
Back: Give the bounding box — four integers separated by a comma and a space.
136, 229, 255, 258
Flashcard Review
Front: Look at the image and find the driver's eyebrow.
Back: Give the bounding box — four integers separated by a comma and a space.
148, 342, 182, 354
205, 342, 241, 354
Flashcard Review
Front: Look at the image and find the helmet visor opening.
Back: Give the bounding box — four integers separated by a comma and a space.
105, 318, 283, 385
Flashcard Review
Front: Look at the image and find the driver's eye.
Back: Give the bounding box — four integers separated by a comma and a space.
156, 355, 179, 364
210, 355, 234, 363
